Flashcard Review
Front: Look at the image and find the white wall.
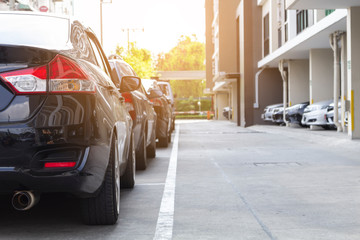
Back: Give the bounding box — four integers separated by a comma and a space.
309, 49, 334, 103
215, 93, 229, 120
288, 60, 310, 105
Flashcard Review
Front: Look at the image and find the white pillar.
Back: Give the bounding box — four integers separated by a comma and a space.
340, 33, 347, 132
347, 7, 360, 139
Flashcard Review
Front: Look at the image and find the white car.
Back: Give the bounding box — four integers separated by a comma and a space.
261, 103, 283, 122
326, 101, 347, 128
301, 100, 333, 129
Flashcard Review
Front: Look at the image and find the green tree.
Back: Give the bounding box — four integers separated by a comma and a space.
115, 42, 155, 79
156, 35, 205, 71
169, 79, 205, 98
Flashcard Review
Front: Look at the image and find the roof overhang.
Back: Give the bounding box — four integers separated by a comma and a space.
213, 72, 239, 82
258, 10, 347, 68
257, 0, 267, 6
212, 82, 229, 92
156, 71, 205, 80
286, 0, 360, 9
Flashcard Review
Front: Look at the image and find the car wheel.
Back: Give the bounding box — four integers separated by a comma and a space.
146, 127, 156, 158
136, 132, 147, 170
81, 135, 120, 225
121, 132, 135, 188
172, 119, 175, 132
168, 131, 171, 143
158, 136, 168, 148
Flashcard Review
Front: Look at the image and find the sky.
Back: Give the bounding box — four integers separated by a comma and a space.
75, 0, 205, 55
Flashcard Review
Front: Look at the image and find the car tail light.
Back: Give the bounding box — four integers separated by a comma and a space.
44, 162, 76, 168
0, 55, 95, 95
49, 55, 95, 93
0, 65, 47, 94
150, 98, 163, 107
121, 92, 136, 120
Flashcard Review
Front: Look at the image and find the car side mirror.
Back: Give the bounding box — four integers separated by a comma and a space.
119, 76, 141, 93
147, 88, 163, 99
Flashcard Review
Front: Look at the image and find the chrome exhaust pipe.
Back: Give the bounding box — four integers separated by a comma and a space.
12, 191, 40, 211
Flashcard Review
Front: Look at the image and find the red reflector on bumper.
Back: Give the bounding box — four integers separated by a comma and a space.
44, 162, 76, 168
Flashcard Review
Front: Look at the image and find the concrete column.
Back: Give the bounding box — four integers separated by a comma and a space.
269, 0, 278, 53
288, 60, 310, 105
288, 10, 297, 41
347, 7, 360, 139
309, 49, 334, 103
231, 82, 237, 123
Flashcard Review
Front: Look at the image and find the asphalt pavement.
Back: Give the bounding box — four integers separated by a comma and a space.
1, 120, 360, 240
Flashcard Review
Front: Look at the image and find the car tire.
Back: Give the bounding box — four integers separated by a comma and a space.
81, 135, 120, 225
322, 125, 330, 130
136, 132, 147, 170
146, 127, 156, 158
168, 131, 171, 143
158, 136, 168, 148
171, 119, 175, 132
121, 132, 135, 188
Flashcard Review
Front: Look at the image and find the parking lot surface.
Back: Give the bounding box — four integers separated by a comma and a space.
1, 120, 360, 239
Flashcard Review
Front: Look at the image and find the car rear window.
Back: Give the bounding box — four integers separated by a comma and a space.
0, 13, 70, 49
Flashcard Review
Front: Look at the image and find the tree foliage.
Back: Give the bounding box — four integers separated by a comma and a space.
115, 42, 155, 79
169, 79, 205, 98
156, 35, 205, 71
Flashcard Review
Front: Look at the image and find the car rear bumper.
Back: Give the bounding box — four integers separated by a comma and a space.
0, 95, 112, 197
0, 143, 109, 198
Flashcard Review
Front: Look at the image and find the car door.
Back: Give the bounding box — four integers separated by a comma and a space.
137, 85, 156, 145
86, 32, 131, 165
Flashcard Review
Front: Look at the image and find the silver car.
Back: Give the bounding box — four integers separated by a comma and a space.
326, 101, 347, 128
262, 103, 283, 122
301, 100, 332, 129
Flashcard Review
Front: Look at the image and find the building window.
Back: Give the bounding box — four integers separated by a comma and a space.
278, 27, 282, 48
264, 14, 269, 57
296, 10, 308, 34
325, 9, 335, 16
284, 3, 288, 43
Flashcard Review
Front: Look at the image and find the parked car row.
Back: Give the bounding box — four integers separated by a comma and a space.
0, 12, 174, 225
262, 99, 344, 129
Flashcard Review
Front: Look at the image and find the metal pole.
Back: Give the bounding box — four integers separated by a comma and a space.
100, 0, 103, 46
340, 33, 347, 132
330, 32, 342, 132
127, 29, 130, 52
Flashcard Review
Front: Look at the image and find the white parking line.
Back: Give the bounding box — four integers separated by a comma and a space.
154, 126, 180, 240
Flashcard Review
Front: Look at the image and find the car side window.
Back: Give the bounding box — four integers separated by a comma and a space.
119, 63, 134, 76
116, 62, 128, 78
109, 62, 120, 87
88, 36, 109, 77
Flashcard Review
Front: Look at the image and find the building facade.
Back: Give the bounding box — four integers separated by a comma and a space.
205, 0, 282, 126
205, 0, 360, 139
